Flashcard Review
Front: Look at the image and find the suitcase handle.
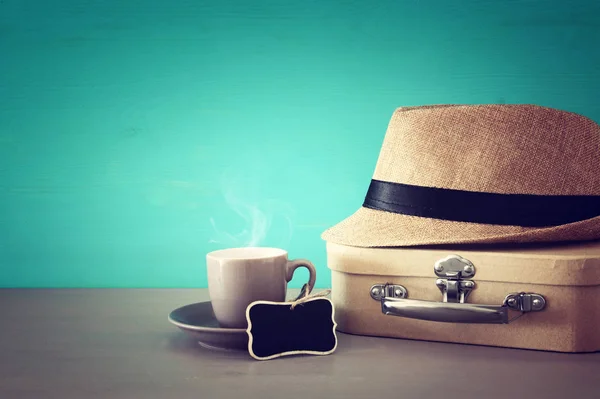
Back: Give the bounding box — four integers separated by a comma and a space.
371, 285, 546, 324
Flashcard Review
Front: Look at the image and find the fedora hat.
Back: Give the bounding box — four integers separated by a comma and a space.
321, 104, 600, 247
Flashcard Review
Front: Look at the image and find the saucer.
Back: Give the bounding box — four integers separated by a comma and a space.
168, 301, 248, 351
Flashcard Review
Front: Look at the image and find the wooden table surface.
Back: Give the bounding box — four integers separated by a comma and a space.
1, 288, 599, 399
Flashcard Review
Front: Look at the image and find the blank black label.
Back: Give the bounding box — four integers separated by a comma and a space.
246, 297, 337, 360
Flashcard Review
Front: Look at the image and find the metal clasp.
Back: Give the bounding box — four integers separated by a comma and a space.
504, 292, 546, 312
370, 284, 407, 301
434, 255, 476, 303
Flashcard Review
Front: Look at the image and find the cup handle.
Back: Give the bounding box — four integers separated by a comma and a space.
285, 259, 317, 295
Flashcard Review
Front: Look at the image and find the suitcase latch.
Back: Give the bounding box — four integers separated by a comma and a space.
434, 254, 476, 304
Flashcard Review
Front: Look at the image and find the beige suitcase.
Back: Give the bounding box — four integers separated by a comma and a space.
325, 241, 600, 352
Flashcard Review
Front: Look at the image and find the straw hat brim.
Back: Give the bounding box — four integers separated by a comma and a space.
321, 206, 600, 247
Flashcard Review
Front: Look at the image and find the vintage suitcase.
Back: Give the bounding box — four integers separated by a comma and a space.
321, 104, 600, 352
325, 241, 600, 352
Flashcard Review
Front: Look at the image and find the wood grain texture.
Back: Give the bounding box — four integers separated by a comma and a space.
1, 0, 600, 289
0, 289, 598, 399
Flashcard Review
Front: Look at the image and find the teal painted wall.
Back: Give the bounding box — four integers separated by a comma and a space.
1, 0, 599, 288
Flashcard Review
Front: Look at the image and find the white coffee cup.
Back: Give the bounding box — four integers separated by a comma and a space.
206, 247, 317, 328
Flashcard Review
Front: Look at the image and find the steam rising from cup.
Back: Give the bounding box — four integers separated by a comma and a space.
208, 169, 294, 248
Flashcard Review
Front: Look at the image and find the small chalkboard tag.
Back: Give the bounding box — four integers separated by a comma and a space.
245, 285, 337, 361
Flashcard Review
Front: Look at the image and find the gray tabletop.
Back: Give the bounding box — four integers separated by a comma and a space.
1, 288, 598, 399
